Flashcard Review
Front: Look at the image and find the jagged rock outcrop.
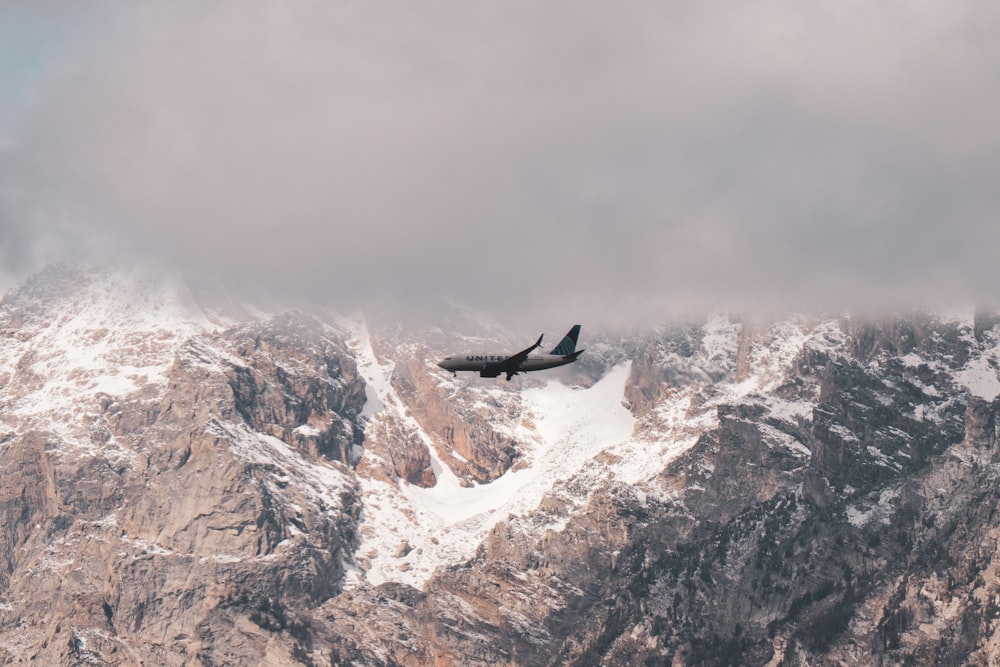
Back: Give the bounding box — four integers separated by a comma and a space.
393, 356, 522, 484
964, 397, 998, 453
359, 413, 436, 487
220, 313, 367, 463
624, 320, 733, 419
712, 401, 809, 511
735, 318, 757, 382
0, 269, 365, 665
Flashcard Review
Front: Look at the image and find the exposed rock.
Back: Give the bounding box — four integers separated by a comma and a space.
0, 273, 363, 665
221, 313, 367, 464
393, 357, 521, 483
975, 309, 1000, 342
624, 323, 712, 418
735, 319, 756, 382
360, 412, 436, 487
964, 397, 998, 452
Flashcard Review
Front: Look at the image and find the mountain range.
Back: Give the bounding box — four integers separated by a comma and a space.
2, 264, 1000, 665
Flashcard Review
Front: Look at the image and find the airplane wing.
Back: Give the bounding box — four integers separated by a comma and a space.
482, 334, 543, 378
503, 334, 543, 367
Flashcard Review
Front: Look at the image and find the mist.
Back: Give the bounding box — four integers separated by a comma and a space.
3, 1, 1000, 326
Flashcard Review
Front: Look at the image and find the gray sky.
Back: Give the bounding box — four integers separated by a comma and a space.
2, 1, 1000, 325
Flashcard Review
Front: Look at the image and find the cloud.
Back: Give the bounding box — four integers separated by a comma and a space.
3, 0, 1000, 325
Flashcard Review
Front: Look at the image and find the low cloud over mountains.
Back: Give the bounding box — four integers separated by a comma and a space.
3, 1, 1000, 323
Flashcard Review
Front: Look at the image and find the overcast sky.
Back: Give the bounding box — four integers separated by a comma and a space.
2, 1, 999, 326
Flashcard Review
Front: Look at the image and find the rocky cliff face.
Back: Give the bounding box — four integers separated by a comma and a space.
3, 266, 1000, 666
0, 267, 364, 665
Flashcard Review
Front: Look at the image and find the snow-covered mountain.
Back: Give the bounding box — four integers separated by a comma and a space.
2, 264, 1000, 665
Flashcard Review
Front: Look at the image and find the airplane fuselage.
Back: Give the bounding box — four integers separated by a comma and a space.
438, 353, 578, 374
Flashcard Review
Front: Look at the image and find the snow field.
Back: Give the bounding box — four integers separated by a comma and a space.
1, 268, 220, 445
345, 316, 670, 589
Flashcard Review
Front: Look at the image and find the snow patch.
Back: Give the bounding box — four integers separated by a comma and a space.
954, 353, 1000, 401
414, 364, 636, 524
350, 363, 639, 589
1, 268, 222, 446
342, 316, 392, 419
767, 398, 814, 423
699, 314, 741, 366
847, 487, 900, 527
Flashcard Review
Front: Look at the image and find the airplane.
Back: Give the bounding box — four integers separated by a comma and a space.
437, 325, 584, 381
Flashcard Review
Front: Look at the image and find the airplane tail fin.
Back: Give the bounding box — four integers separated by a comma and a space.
550, 325, 581, 356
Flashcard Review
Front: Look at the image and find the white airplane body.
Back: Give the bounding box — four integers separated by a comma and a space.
438, 325, 583, 381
